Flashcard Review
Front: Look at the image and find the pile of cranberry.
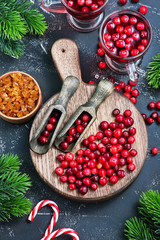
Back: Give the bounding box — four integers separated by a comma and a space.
59, 112, 91, 151
38, 110, 61, 145
141, 101, 160, 125
55, 108, 137, 195
66, 0, 105, 12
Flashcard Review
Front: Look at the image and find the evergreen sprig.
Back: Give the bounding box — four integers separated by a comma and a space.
147, 53, 160, 89
139, 190, 160, 238
125, 217, 155, 240
0, 154, 32, 222
0, 0, 47, 58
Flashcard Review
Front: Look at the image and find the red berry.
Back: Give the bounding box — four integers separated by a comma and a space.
128, 163, 136, 171
148, 102, 155, 109
88, 81, 95, 84
79, 186, 88, 195
70, 160, 78, 168
132, 32, 140, 41
60, 141, 68, 150
151, 112, 158, 119
113, 128, 122, 138
97, 48, 105, 56
115, 85, 121, 92
119, 49, 129, 57
158, 116, 160, 123
156, 101, 160, 110
116, 40, 125, 48
60, 175, 67, 183
61, 160, 69, 168
75, 119, 81, 125
131, 89, 139, 97
110, 137, 118, 145
55, 167, 64, 176
119, 137, 126, 145
66, 135, 74, 143
82, 139, 89, 146
67, 1, 74, 7
104, 129, 112, 137
113, 108, 120, 116
96, 132, 104, 140
118, 157, 126, 166
118, 82, 125, 88
124, 92, 131, 99
76, 125, 84, 133
141, 31, 148, 38
139, 5, 148, 15
49, 117, 56, 125
100, 121, 109, 130
81, 113, 90, 122
121, 150, 129, 157
112, 33, 120, 41
90, 183, 98, 190
98, 168, 106, 177
84, 149, 91, 156
130, 149, 137, 156
129, 16, 137, 25
126, 156, 133, 164
109, 157, 119, 166
113, 17, 121, 25
42, 130, 50, 137
121, 15, 129, 23
108, 76, 116, 84
124, 26, 133, 35
99, 177, 107, 185
68, 175, 76, 183
128, 136, 135, 144
117, 170, 125, 178
104, 33, 111, 41
146, 117, 154, 124
116, 114, 124, 123
85, 0, 92, 5
129, 127, 136, 135
124, 109, 132, 117
119, 0, 127, 5
124, 85, 132, 92
124, 117, 134, 127
118, 123, 125, 129
106, 168, 114, 177
109, 175, 118, 184
131, 49, 139, 56
83, 168, 91, 176
151, 147, 159, 155
124, 143, 131, 150
57, 154, 65, 162
141, 113, 147, 120
110, 146, 118, 155
99, 62, 106, 69
138, 45, 145, 52
68, 127, 76, 136
38, 136, 47, 144
110, 122, 117, 130
107, 22, 115, 30
136, 22, 145, 31
91, 3, 98, 10
46, 124, 54, 131
120, 33, 127, 40
116, 26, 124, 34
106, 40, 114, 49
122, 130, 129, 138
83, 177, 91, 186
65, 152, 74, 161
130, 97, 137, 104
77, 0, 85, 5
125, 37, 133, 44
141, 39, 148, 46
69, 183, 76, 190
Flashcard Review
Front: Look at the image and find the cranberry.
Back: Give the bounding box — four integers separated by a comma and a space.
119, 49, 129, 57
76, 171, 84, 179
118, 123, 124, 129
141, 31, 148, 38
124, 85, 132, 92
68, 127, 76, 136
110, 122, 117, 130
77, 164, 83, 171
116, 26, 124, 34
104, 129, 112, 137
125, 44, 131, 51
128, 163, 136, 171
118, 137, 126, 145
82, 177, 91, 186
131, 89, 139, 97
129, 80, 138, 86
158, 116, 160, 123
122, 130, 129, 138
38, 136, 47, 144
61, 161, 69, 168
130, 97, 137, 104
67, 1, 74, 7
96, 132, 104, 140
103, 160, 111, 169
75, 119, 81, 125
79, 186, 88, 195
129, 16, 137, 25
131, 49, 139, 56
84, 149, 91, 156
46, 124, 54, 131
77, 149, 83, 156
116, 114, 124, 123
117, 170, 125, 178
105, 168, 113, 177
156, 101, 160, 110
88, 81, 95, 84
124, 117, 134, 127
88, 142, 97, 151
77, 0, 85, 5
148, 102, 155, 109
99, 177, 107, 185
109, 157, 118, 166
94, 149, 101, 158
107, 22, 115, 30
110, 47, 117, 55
120, 33, 127, 40
126, 156, 133, 164
151, 147, 159, 155
49, 117, 56, 125
112, 33, 120, 42
138, 45, 145, 52
112, 165, 119, 172
115, 85, 121, 92
99, 62, 106, 69
132, 32, 140, 41
118, 82, 125, 89
128, 136, 135, 144
108, 76, 116, 83
104, 33, 111, 41
130, 149, 137, 156
121, 150, 129, 157
81, 113, 90, 122
57, 154, 65, 162
139, 5, 148, 15
76, 125, 83, 133
72, 167, 78, 174
124, 109, 132, 117
83, 168, 91, 176
66, 135, 73, 143
110, 146, 118, 155
110, 137, 118, 145
136, 22, 145, 31
106, 41, 114, 49
113, 17, 121, 25
151, 112, 158, 119
112, 109, 120, 116
132, 0, 140, 2
124, 26, 133, 35
82, 139, 89, 146
116, 40, 125, 48
55, 167, 64, 176
118, 157, 126, 166
42, 130, 50, 137
68, 175, 76, 183
141, 39, 148, 45
90, 183, 98, 190
98, 168, 106, 177
100, 121, 109, 130
109, 175, 118, 184
85, 0, 92, 5
60, 175, 67, 183
146, 117, 154, 124
76, 156, 84, 164
60, 141, 68, 150
91, 3, 98, 10
70, 160, 77, 168
113, 128, 122, 138
124, 143, 131, 150
141, 113, 147, 120
97, 48, 105, 56
119, 0, 127, 5
101, 137, 109, 145
121, 15, 129, 23
125, 37, 133, 44
129, 127, 136, 135
124, 92, 131, 99
65, 152, 74, 161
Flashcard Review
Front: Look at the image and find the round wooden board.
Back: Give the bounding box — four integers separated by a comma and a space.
30, 83, 148, 202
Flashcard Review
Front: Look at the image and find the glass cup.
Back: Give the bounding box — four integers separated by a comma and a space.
41, 0, 109, 32
99, 10, 152, 83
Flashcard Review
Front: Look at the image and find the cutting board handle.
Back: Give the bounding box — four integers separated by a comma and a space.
51, 39, 82, 82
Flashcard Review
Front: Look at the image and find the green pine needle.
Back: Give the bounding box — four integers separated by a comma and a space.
139, 190, 160, 237
125, 217, 155, 240
0, 0, 47, 58
0, 37, 25, 58
147, 53, 160, 89
0, 154, 32, 222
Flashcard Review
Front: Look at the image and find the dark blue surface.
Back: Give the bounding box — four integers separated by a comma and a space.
0, 0, 160, 239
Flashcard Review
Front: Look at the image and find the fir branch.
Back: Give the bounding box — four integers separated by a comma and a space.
139, 190, 160, 238
0, 154, 32, 222
125, 217, 156, 240
147, 53, 160, 89
0, 37, 25, 58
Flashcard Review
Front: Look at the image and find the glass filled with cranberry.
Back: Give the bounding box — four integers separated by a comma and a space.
41, 0, 109, 32
99, 10, 152, 83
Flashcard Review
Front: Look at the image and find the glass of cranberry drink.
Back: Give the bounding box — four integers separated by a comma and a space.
99, 10, 152, 83
41, 0, 109, 32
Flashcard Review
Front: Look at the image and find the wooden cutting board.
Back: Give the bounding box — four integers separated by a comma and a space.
29, 39, 148, 201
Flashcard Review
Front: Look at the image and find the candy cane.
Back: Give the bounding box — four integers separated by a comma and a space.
28, 200, 59, 239
44, 228, 79, 240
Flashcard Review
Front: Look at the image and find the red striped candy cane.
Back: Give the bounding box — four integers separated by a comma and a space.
44, 228, 79, 240
28, 200, 59, 239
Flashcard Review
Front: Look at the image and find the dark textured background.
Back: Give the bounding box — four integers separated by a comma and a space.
0, 0, 160, 239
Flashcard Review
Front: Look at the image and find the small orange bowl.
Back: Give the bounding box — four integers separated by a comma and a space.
0, 71, 42, 124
